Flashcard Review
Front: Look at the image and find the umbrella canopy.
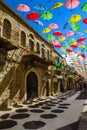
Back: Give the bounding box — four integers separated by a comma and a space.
69, 14, 81, 22
71, 45, 78, 48
82, 47, 87, 52
40, 11, 53, 20
50, 40, 59, 45
68, 38, 76, 43
48, 23, 58, 29
54, 44, 62, 48
42, 28, 51, 33
26, 12, 39, 20
33, 20, 44, 26
80, 54, 86, 59
34, 4, 47, 10
79, 45, 86, 49
51, 2, 64, 9
81, 2, 87, 12
77, 37, 86, 43
65, 31, 74, 37
83, 18, 87, 24
53, 31, 62, 36
66, 49, 73, 52
63, 45, 70, 49
71, 22, 80, 32
64, 0, 79, 9
46, 35, 55, 41
16, 4, 30, 12
58, 36, 66, 41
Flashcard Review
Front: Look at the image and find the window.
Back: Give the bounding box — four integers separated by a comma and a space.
29, 39, 34, 51
20, 31, 26, 47
47, 50, 49, 60
41, 44, 45, 58
3, 19, 11, 38
36, 42, 40, 54
29, 34, 34, 39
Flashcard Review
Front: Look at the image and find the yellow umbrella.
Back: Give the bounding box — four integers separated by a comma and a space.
69, 14, 81, 22
70, 42, 77, 45
84, 29, 87, 33
58, 36, 66, 41
51, 2, 64, 9
79, 45, 86, 49
42, 28, 51, 33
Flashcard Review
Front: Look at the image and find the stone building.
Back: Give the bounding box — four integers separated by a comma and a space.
0, 1, 67, 109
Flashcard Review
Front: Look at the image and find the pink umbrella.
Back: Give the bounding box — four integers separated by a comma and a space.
65, 31, 74, 37
50, 40, 59, 45
48, 23, 58, 29
16, 4, 30, 12
64, 0, 80, 9
26, 12, 39, 20
53, 31, 62, 36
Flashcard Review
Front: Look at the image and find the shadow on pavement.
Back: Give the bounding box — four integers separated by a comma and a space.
76, 92, 87, 100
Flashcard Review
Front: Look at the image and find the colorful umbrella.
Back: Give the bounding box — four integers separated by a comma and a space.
40, 11, 53, 20
33, 20, 44, 26
34, 5, 47, 10
53, 31, 62, 36
77, 37, 86, 43
71, 45, 78, 48
46, 35, 55, 41
81, 2, 87, 12
64, 0, 79, 9
50, 40, 59, 45
16, 4, 30, 12
82, 47, 87, 52
65, 31, 74, 37
54, 44, 62, 48
84, 29, 87, 33
66, 49, 73, 53
68, 38, 76, 43
26, 12, 39, 20
51, 2, 64, 9
80, 54, 86, 59
42, 28, 51, 33
69, 14, 81, 22
48, 23, 58, 29
63, 45, 70, 49
58, 36, 66, 42
71, 22, 80, 32
83, 18, 87, 24
55, 61, 62, 69
79, 45, 86, 49
61, 48, 66, 54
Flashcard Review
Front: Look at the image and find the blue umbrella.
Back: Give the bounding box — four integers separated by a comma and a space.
34, 5, 47, 10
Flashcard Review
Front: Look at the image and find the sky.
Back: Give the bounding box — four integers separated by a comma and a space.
2, 0, 87, 67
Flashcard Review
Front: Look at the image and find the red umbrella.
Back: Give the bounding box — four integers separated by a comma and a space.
16, 4, 30, 12
71, 45, 78, 48
53, 31, 62, 36
26, 12, 39, 20
77, 37, 86, 43
54, 44, 62, 48
66, 49, 73, 52
83, 18, 87, 24
80, 54, 86, 59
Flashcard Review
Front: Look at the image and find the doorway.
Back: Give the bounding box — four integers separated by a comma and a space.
27, 72, 38, 100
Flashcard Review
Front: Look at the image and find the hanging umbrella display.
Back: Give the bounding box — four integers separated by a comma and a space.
83, 18, 87, 24
46, 35, 55, 41
51, 2, 64, 9
50, 40, 59, 45
81, 2, 87, 12
64, 0, 79, 9
53, 31, 62, 36
58, 36, 66, 42
69, 14, 81, 22
40, 11, 53, 20
42, 28, 51, 33
48, 23, 58, 29
71, 22, 80, 32
16, 4, 30, 12
65, 31, 74, 37
34, 4, 47, 10
33, 20, 44, 26
26, 12, 39, 20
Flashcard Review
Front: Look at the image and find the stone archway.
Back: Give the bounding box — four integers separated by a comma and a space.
27, 72, 38, 100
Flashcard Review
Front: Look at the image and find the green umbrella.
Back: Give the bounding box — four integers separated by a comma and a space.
81, 2, 87, 12
82, 47, 87, 52
71, 22, 80, 32
68, 38, 76, 43
40, 11, 53, 20
46, 35, 55, 41
63, 45, 70, 49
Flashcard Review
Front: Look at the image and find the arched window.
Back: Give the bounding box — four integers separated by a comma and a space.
41, 44, 45, 58
47, 50, 49, 60
3, 19, 11, 38
36, 42, 40, 54
29, 39, 34, 51
29, 34, 34, 39
20, 31, 26, 47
